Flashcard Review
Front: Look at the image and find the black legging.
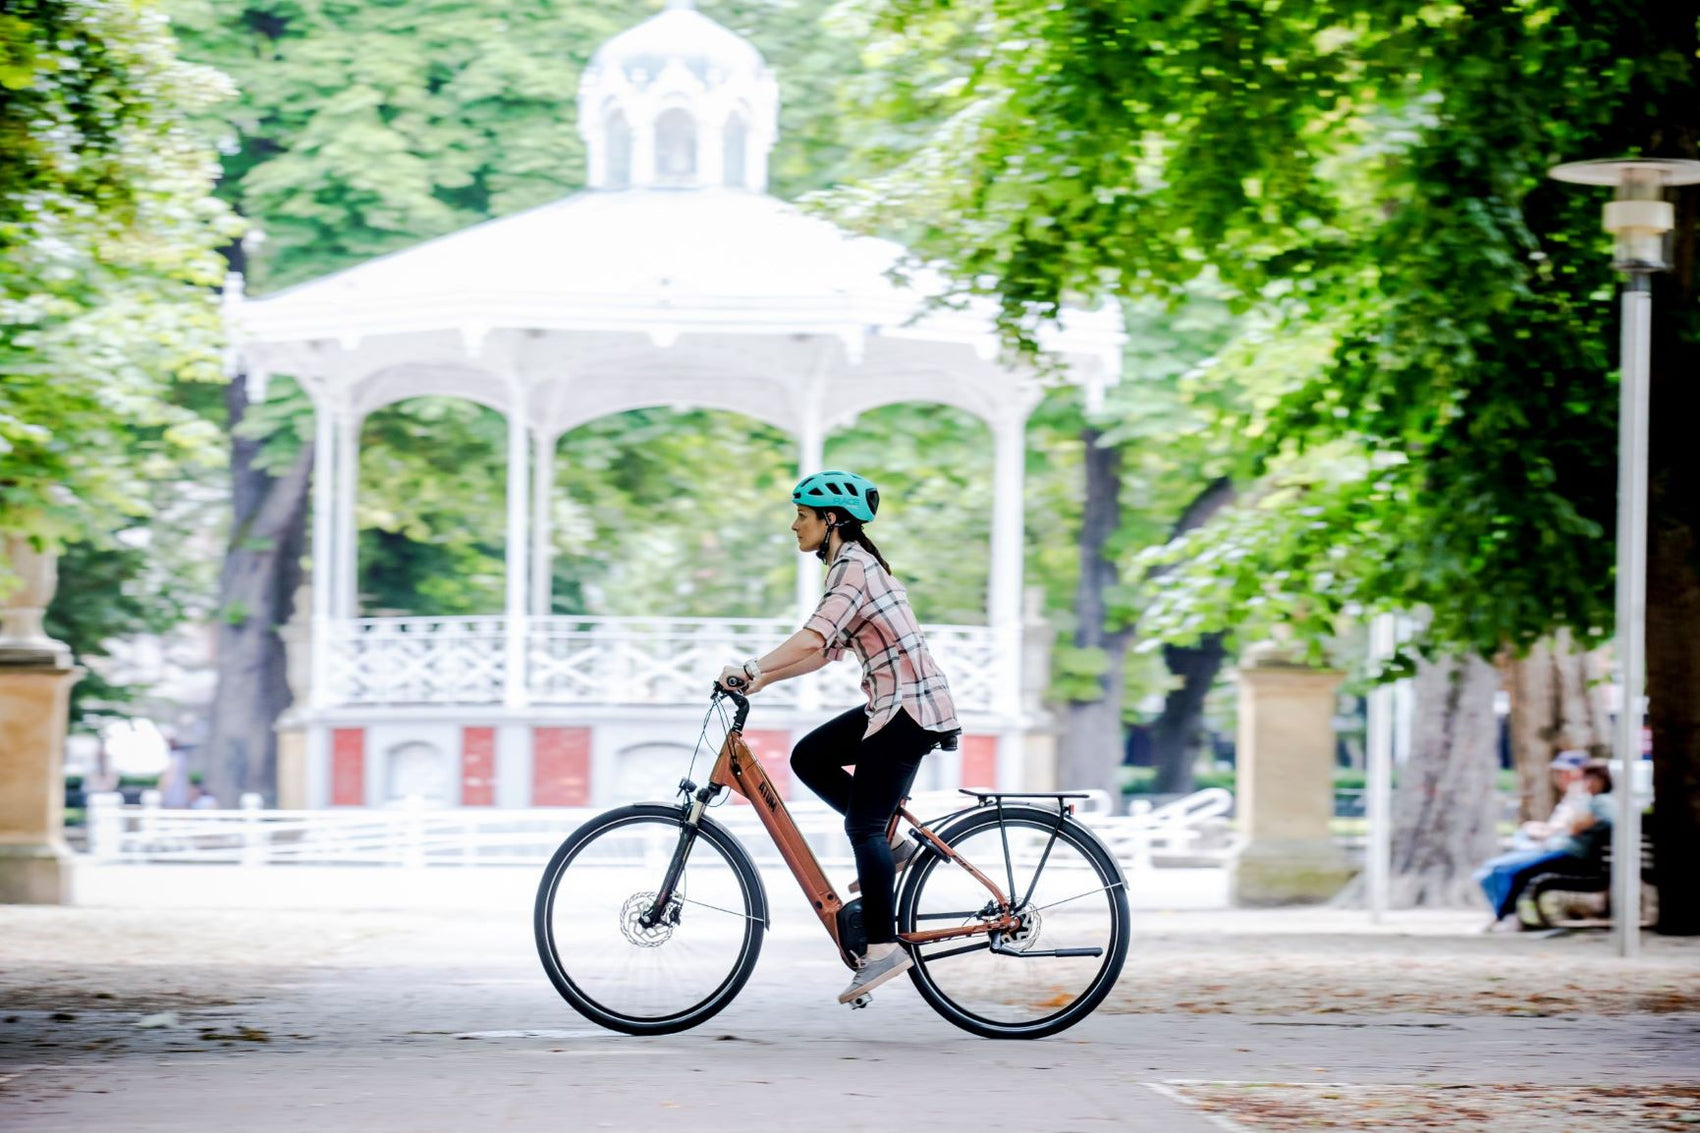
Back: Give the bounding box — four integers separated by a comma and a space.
790, 706, 939, 946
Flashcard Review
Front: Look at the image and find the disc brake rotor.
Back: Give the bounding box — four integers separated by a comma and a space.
620, 891, 681, 947
1003, 905, 1043, 952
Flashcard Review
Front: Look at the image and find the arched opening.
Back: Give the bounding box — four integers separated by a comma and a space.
722, 113, 748, 189
544, 407, 795, 617
357, 396, 509, 617
605, 107, 632, 189
384, 741, 451, 806
824, 403, 994, 625
654, 108, 698, 185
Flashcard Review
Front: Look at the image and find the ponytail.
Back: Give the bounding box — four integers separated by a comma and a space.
816, 513, 892, 574
849, 526, 892, 575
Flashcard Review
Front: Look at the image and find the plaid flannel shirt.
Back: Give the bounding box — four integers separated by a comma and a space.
802, 542, 960, 740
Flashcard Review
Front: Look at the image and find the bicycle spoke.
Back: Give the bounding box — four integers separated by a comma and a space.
675, 895, 765, 923
1029, 881, 1125, 915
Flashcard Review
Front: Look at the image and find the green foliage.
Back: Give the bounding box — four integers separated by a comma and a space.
0, 0, 236, 545
826, 403, 992, 623
835, 0, 1679, 661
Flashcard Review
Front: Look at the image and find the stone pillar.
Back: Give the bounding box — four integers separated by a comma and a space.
1020, 587, 1059, 791
1229, 643, 1352, 905
0, 536, 78, 904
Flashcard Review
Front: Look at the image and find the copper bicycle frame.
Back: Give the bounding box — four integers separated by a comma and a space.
704, 719, 1018, 970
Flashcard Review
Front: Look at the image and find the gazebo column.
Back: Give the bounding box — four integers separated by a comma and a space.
795, 409, 825, 713
504, 391, 531, 709
632, 110, 656, 187
333, 410, 360, 618
988, 408, 1027, 764
309, 396, 336, 710
530, 430, 555, 618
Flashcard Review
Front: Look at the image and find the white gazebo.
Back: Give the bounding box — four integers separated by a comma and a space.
233, 0, 1124, 810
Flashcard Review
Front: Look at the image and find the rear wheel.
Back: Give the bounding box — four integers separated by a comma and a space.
534, 804, 766, 1035
897, 805, 1129, 1039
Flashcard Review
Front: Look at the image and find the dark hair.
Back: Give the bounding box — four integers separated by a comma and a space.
818, 509, 892, 574
1583, 762, 1613, 794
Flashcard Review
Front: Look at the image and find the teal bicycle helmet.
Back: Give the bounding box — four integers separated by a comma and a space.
792, 470, 879, 523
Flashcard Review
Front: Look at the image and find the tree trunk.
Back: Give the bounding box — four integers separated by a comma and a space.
200, 375, 312, 807
1055, 426, 1128, 798
1147, 478, 1236, 795
1151, 634, 1225, 794
1501, 630, 1611, 822
1641, 0, 1700, 936
1388, 651, 1501, 907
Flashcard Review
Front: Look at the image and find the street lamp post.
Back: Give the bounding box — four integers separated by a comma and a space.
1548, 157, 1700, 958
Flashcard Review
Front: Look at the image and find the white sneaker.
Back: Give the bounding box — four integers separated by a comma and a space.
837, 943, 914, 1004
849, 836, 920, 895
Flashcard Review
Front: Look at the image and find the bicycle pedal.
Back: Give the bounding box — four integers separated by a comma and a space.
848, 994, 872, 1010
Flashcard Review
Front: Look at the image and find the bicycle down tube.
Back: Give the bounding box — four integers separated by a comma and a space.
683, 691, 1020, 966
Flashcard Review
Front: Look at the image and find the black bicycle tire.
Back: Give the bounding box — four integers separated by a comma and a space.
897, 804, 1130, 1040
534, 803, 767, 1036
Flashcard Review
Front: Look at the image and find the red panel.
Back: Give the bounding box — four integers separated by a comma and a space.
533, 726, 591, 806
461, 726, 496, 807
737, 729, 792, 805
960, 734, 998, 790
331, 727, 366, 806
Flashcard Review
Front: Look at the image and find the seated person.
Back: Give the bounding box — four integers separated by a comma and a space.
1511, 750, 1589, 850
1475, 761, 1613, 931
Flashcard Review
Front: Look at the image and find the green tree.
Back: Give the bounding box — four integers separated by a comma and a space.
838, 0, 1700, 927
0, 0, 234, 545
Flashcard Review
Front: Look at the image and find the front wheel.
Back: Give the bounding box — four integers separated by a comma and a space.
898, 805, 1130, 1039
535, 804, 767, 1035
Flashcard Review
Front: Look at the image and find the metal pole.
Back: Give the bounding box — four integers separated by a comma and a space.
1365, 614, 1396, 922
1613, 278, 1651, 958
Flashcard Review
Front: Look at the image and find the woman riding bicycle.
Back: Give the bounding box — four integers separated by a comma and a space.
717, 470, 959, 1005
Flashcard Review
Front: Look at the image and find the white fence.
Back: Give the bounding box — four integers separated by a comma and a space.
83, 788, 1235, 871
324, 615, 1004, 714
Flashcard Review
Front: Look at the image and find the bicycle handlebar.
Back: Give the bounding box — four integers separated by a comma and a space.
711, 680, 751, 732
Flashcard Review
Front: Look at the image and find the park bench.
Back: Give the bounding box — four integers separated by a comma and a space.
1515, 831, 1656, 930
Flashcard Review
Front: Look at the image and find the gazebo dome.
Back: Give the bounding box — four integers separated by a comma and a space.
578, 0, 780, 192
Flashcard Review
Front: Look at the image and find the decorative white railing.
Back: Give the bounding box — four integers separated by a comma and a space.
324, 615, 1003, 714
81, 789, 1233, 870
327, 616, 508, 706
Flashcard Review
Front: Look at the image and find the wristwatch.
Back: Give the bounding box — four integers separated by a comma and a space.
742, 658, 763, 682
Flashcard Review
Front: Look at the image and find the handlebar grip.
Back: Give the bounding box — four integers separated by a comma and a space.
722, 674, 748, 691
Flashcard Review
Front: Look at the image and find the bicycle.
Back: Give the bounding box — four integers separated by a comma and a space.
533, 684, 1131, 1039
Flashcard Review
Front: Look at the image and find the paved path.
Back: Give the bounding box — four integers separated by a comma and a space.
2, 894, 1697, 1131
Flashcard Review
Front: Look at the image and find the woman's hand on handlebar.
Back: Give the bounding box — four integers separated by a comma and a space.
716, 665, 763, 695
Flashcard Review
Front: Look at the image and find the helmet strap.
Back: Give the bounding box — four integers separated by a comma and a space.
816, 513, 847, 563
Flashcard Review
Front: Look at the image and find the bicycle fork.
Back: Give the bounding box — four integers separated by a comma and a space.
641, 784, 716, 930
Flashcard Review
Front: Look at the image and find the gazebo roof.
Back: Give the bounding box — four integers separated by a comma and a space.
237, 187, 1122, 436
